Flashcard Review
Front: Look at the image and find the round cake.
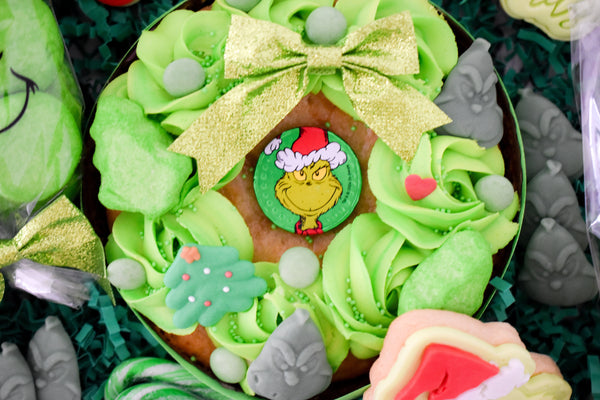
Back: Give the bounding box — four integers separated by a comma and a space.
86, 0, 524, 398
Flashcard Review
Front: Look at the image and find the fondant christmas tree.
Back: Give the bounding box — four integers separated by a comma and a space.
164, 244, 267, 328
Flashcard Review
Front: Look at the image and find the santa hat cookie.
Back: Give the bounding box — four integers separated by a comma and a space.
365, 309, 571, 400
266, 127, 347, 172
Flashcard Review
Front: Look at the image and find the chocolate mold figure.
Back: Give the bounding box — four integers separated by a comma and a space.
520, 218, 597, 306
434, 38, 504, 148
0, 342, 36, 400
516, 89, 583, 182
27, 316, 81, 400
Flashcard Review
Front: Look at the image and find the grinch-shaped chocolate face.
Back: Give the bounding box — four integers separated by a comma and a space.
247, 309, 332, 400
27, 317, 80, 400
434, 38, 503, 148
520, 218, 597, 306
0, 343, 35, 400
275, 159, 343, 231
522, 160, 587, 249
516, 89, 583, 181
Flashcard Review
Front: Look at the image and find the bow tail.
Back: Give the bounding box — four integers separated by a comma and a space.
169, 67, 308, 193
343, 68, 451, 162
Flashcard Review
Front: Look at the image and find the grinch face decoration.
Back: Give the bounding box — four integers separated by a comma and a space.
275, 158, 342, 234
254, 127, 361, 235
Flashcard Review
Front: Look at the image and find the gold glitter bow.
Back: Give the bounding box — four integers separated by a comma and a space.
169, 12, 451, 192
0, 196, 111, 302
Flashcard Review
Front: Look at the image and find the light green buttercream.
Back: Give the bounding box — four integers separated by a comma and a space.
318, 134, 519, 359
208, 264, 349, 372
369, 134, 518, 254
318, 213, 427, 359
127, 9, 234, 134
106, 188, 253, 334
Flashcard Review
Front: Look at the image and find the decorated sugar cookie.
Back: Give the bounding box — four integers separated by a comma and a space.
365, 309, 572, 400
500, 0, 577, 41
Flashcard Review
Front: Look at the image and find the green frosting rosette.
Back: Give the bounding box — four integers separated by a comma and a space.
106, 187, 254, 334
127, 9, 235, 135
370, 134, 520, 254
207, 264, 350, 392
318, 134, 520, 360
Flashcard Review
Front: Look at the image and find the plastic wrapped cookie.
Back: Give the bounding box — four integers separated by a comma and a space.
0, 0, 83, 213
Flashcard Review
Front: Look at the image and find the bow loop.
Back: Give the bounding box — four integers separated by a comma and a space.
0, 240, 19, 267
224, 15, 306, 80
341, 12, 419, 77
0, 196, 111, 303
170, 11, 451, 193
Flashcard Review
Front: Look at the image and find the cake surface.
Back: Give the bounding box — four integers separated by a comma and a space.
89, 0, 524, 398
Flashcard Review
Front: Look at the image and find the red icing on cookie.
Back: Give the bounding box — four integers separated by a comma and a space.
405, 174, 437, 201
394, 344, 499, 400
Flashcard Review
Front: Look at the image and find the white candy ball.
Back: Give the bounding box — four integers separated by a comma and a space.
210, 347, 247, 383
163, 58, 206, 98
475, 174, 515, 212
107, 258, 146, 290
305, 7, 347, 45
279, 247, 320, 289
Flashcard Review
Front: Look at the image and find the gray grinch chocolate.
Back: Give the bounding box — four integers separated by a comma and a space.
522, 160, 587, 249
434, 38, 504, 148
0, 342, 36, 400
516, 89, 583, 181
247, 309, 332, 400
27, 316, 81, 400
520, 218, 597, 306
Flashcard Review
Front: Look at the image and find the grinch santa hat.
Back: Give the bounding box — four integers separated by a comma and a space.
265, 127, 347, 173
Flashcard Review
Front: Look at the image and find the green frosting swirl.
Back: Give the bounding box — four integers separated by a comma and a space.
106, 188, 253, 335
128, 9, 234, 135
207, 263, 349, 372
370, 134, 519, 254
317, 213, 426, 359
317, 134, 519, 359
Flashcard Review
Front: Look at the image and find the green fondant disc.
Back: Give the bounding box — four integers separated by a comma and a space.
253, 127, 361, 235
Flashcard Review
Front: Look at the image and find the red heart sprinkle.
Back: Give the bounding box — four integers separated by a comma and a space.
405, 174, 437, 201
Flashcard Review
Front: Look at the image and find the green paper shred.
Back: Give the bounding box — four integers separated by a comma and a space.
516, 29, 557, 52
589, 356, 600, 399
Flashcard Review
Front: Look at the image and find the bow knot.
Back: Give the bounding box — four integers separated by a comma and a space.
307, 46, 343, 75
170, 12, 451, 193
0, 196, 111, 302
